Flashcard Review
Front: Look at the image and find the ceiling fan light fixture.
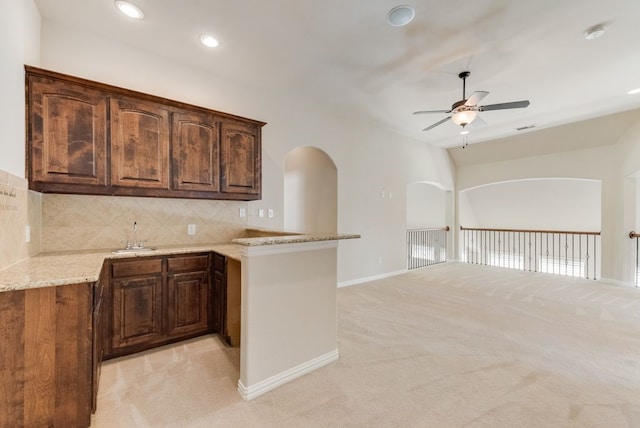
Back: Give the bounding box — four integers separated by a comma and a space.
200, 34, 220, 48
387, 6, 415, 27
114, 1, 144, 19
451, 109, 477, 127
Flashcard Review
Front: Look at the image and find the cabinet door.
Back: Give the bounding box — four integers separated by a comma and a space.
110, 98, 170, 189
92, 294, 103, 413
92, 265, 107, 414
172, 111, 220, 192
212, 253, 227, 334
220, 122, 261, 195
111, 275, 163, 351
27, 75, 108, 188
166, 271, 210, 337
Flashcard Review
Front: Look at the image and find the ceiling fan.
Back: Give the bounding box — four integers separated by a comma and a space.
413, 71, 530, 132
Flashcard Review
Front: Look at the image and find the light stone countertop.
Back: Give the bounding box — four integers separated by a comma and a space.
231, 233, 360, 246
0, 233, 359, 292
0, 243, 243, 292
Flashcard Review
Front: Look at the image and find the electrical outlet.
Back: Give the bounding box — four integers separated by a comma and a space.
187, 224, 196, 235
268, 208, 274, 218
258, 209, 265, 218
25, 225, 31, 243
239, 208, 246, 218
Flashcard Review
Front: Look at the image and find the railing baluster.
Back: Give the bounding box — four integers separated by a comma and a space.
636, 234, 639, 287
406, 227, 449, 270
459, 227, 600, 280
593, 234, 597, 280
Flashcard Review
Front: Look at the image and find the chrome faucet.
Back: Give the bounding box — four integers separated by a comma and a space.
133, 221, 139, 247
122, 221, 145, 249
132, 221, 146, 248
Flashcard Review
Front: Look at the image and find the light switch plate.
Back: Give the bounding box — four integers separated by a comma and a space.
268, 209, 274, 218
187, 224, 196, 235
239, 208, 246, 218
258, 209, 265, 218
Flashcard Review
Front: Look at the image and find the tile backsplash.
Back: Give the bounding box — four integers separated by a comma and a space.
42, 194, 249, 252
0, 170, 41, 270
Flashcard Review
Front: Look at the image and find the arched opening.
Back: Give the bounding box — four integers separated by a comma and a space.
406, 182, 451, 269
460, 178, 601, 231
284, 146, 337, 234
459, 178, 602, 278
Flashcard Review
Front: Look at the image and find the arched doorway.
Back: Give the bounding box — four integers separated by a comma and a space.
284, 147, 337, 234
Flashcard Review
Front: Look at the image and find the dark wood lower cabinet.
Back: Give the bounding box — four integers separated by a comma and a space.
92, 265, 108, 414
111, 275, 164, 351
166, 271, 209, 337
0, 283, 93, 428
0, 251, 234, 426
212, 253, 226, 334
105, 253, 214, 359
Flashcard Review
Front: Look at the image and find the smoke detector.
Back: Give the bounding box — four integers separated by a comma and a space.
387, 6, 415, 27
584, 24, 606, 40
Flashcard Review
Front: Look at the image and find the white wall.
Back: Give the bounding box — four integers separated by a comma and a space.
33, 20, 455, 284
406, 183, 447, 229
461, 179, 601, 231
0, 0, 40, 178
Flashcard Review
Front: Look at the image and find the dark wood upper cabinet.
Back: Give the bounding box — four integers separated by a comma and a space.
172, 111, 220, 192
25, 66, 265, 200
110, 98, 171, 189
27, 75, 108, 190
221, 121, 261, 195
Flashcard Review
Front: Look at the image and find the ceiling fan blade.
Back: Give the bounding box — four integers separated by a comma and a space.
423, 116, 451, 131
464, 91, 489, 106
470, 115, 487, 128
479, 100, 530, 111
413, 109, 450, 115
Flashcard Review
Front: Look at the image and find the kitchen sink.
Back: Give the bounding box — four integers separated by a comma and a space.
112, 247, 157, 254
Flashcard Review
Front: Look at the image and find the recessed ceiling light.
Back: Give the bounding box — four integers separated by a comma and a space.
114, 1, 144, 20
387, 5, 415, 27
200, 34, 220, 48
628, 88, 640, 95
584, 24, 606, 40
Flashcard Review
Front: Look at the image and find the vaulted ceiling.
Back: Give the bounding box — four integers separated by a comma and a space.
34, 0, 640, 149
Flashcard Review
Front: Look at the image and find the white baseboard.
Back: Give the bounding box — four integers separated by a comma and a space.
599, 277, 637, 287
237, 349, 339, 401
338, 269, 408, 288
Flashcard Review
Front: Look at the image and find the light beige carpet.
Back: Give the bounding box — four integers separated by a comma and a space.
92, 262, 640, 427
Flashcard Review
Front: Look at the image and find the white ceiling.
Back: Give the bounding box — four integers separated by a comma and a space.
34, 0, 640, 148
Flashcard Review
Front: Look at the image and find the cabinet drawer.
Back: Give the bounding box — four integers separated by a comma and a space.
167, 254, 209, 273
112, 258, 162, 278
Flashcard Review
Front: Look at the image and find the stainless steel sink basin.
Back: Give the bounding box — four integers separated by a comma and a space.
112, 247, 157, 254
